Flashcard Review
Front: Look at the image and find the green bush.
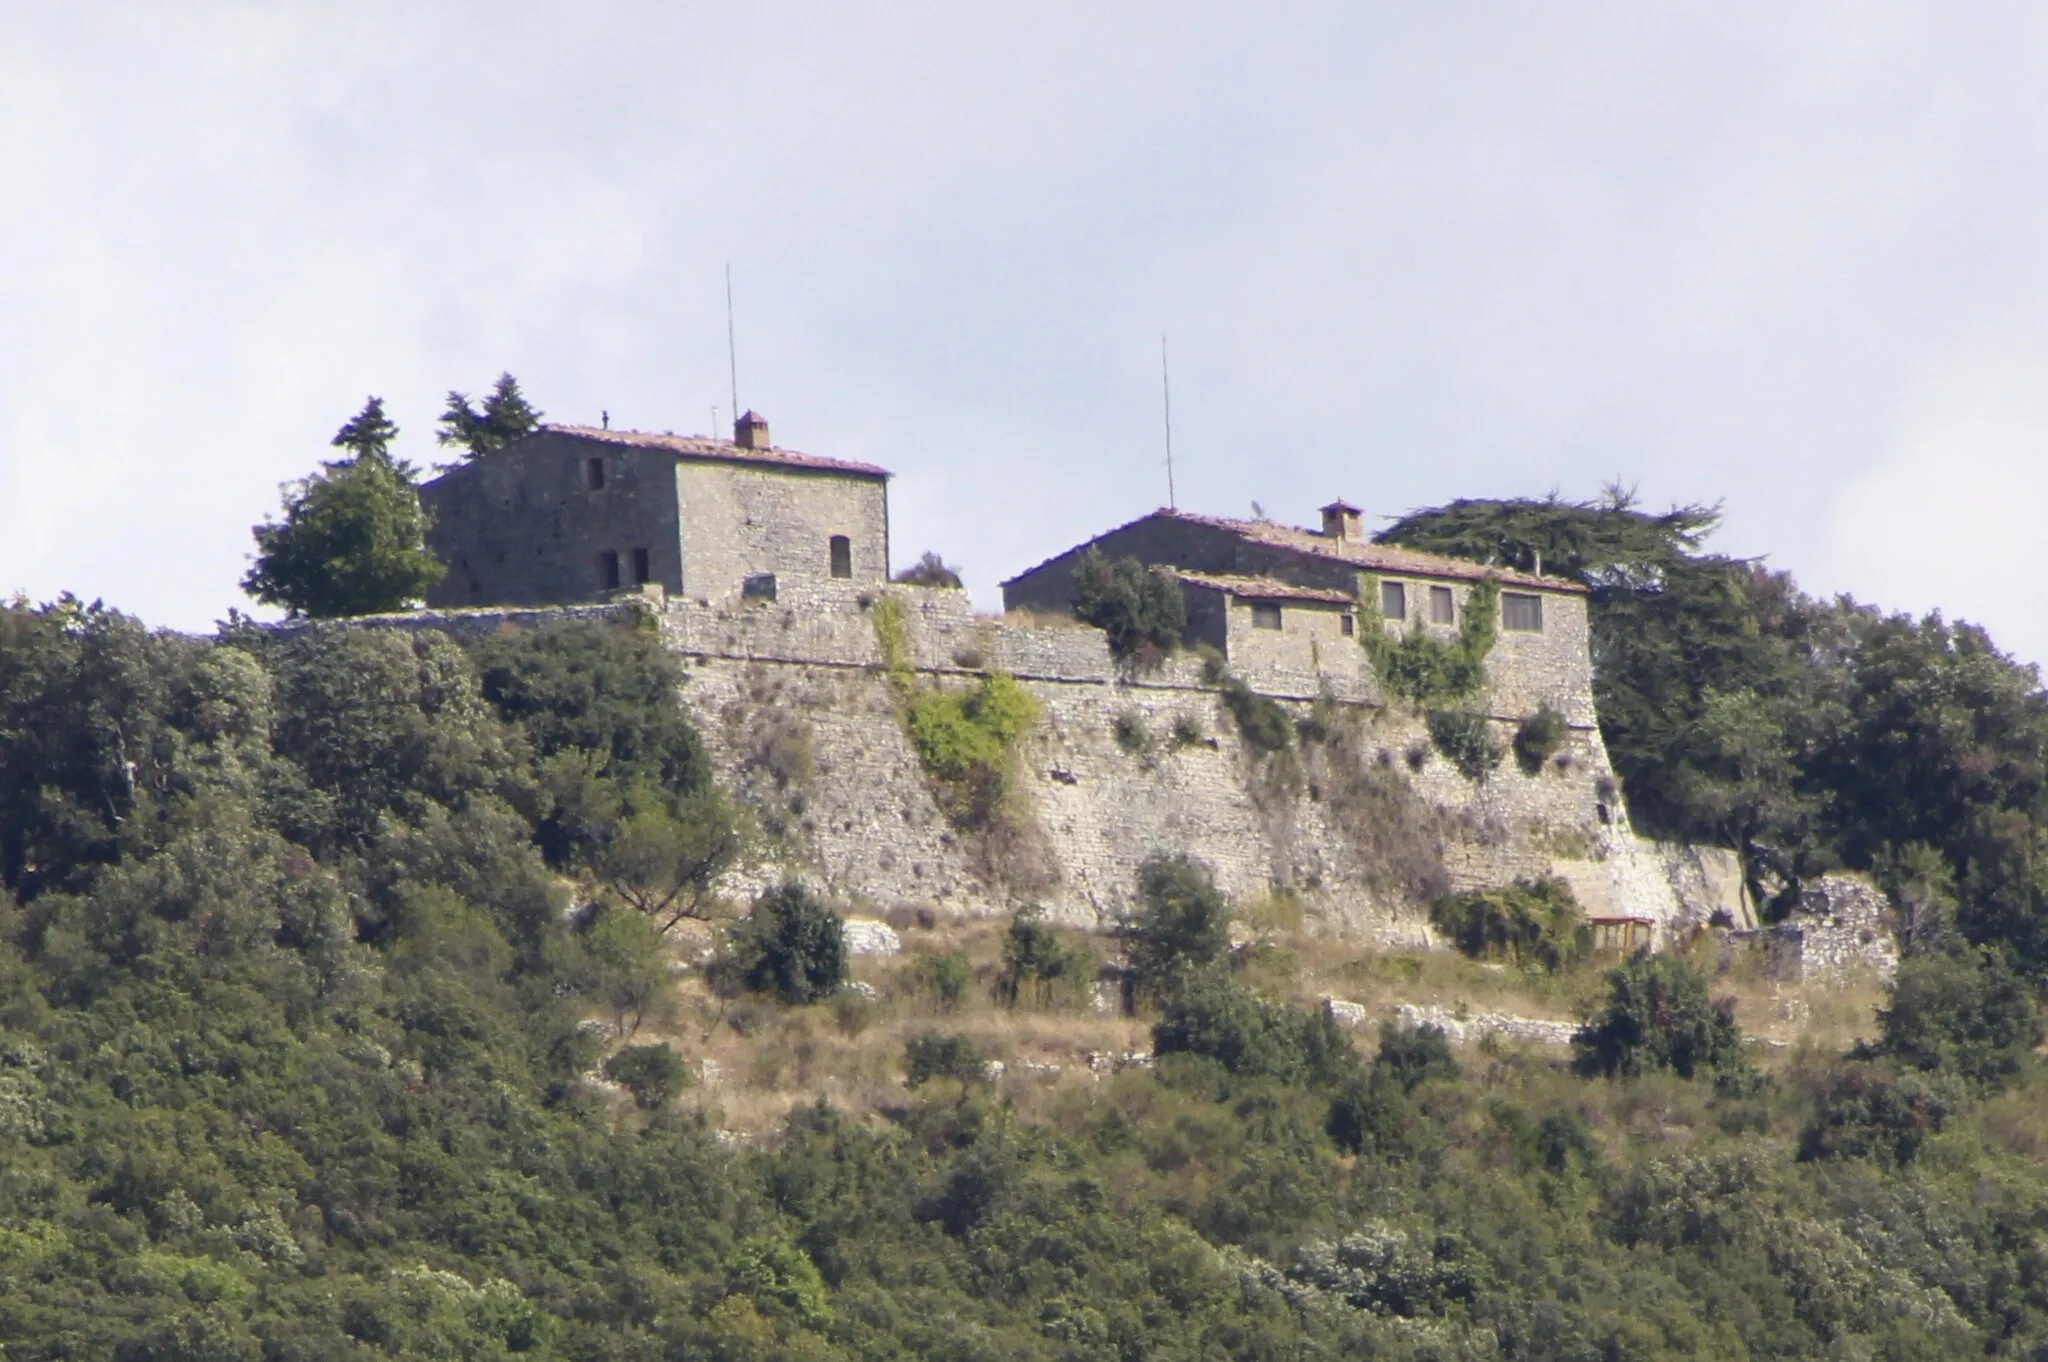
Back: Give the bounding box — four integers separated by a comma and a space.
995, 907, 1097, 1008
1112, 709, 1154, 757
910, 950, 973, 1011
1512, 704, 1568, 775
1573, 955, 1752, 1085
904, 1032, 988, 1088
1428, 876, 1589, 971
1876, 948, 2041, 1088
1358, 576, 1499, 707
734, 882, 846, 1004
1373, 1022, 1462, 1091
1126, 854, 1232, 994
1153, 973, 1358, 1087
1797, 1064, 1959, 1166
1425, 709, 1502, 780
602, 1043, 690, 1109
1220, 676, 1294, 754
725, 1235, 832, 1327
1071, 549, 1187, 662
902, 671, 1038, 828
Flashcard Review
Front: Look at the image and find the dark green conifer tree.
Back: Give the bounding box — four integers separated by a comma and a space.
437, 372, 543, 459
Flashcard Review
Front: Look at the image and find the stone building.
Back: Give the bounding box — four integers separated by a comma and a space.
419, 412, 890, 609
1001, 503, 1589, 708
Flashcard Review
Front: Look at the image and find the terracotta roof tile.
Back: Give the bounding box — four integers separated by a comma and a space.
1154, 508, 1582, 593
543, 424, 890, 478
1172, 571, 1357, 605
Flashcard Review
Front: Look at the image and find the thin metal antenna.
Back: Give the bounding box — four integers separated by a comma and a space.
711, 406, 720, 440
725, 264, 740, 432
1161, 335, 1177, 509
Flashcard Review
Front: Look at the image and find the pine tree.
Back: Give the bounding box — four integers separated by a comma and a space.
437, 372, 544, 459
330, 396, 399, 461
243, 404, 445, 618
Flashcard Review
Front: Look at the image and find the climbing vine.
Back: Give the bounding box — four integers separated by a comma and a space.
1356, 575, 1500, 707
871, 592, 1039, 829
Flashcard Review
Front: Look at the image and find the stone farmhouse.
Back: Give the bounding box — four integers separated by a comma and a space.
419, 411, 890, 610
387, 414, 1748, 941
1002, 504, 1592, 721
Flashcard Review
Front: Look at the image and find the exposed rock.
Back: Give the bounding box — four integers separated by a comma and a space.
841, 917, 901, 957
1392, 1003, 1579, 1048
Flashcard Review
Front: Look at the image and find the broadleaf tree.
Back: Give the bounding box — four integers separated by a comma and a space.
242, 399, 445, 619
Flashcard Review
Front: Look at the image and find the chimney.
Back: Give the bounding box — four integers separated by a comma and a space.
734, 410, 770, 449
1320, 499, 1363, 541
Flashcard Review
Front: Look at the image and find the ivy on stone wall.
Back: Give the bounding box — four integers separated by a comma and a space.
871, 593, 1040, 830
1356, 575, 1500, 708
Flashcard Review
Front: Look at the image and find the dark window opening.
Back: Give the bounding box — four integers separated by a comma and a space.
1380, 580, 1407, 620
1502, 592, 1544, 632
601, 550, 621, 589
586, 457, 606, 490
1340, 612, 1355, 636
1251, 602, 1283, 631
829, 534, 852, 578
632, 547, 651, 584
1429, 585, 1455, 624
743, 573, 779, 601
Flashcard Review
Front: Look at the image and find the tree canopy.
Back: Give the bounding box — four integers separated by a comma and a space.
437, 372, 543, 459
241, 399, 445, 619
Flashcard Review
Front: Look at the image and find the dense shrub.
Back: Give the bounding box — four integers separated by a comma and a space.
1425, 708, 1502, 780
904, 1031, 988, 1088
1326, 1025, 1459, 1157
1573, 954, 1752, 1084
1876, 948, 2041, 1087
603, 1043, 691, 1109
903, 671, 1038, 828
995, 907, 1097, 1007
910, 949, 973, 1011
1512, 703, 1568, 775
733, 882, 846, 1004
1125, 854, 1232, 993
1071, 549, 1187, 662
1429, 875, 1589, 970
1359, 576, 1499, 707
893, 550, 964, 589
1797, 1064, 1958, 1165
1154, 973, 1357, 1086
724, 1236, 832, 1327
1219, 676, 1295, 754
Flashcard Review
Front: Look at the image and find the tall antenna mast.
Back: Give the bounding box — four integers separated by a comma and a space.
1161, 335, 1177, 509
725, 263, 740, 430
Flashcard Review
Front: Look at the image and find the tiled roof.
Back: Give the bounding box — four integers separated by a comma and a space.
542, 424, 891, 478
1172, 571, 1357, 605
1001, 508, 1582, 593
1153, 509, 1583, 592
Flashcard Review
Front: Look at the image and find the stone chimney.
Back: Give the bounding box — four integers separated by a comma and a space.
1320, 500, 1363, 541
734, 410, 770, 449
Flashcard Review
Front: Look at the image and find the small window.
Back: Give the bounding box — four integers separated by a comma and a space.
1251, 602, 1283, 631
586, 457, 606, 490
1340, 612, 1355, 637
1502, 592, 1543, 632
600, 550, 621, 589
743, 573, 778, 601
631, 547, 651, 584
829, 534, 852, 579
1380, 580, 1407, 620
1429, 585, 1455, 624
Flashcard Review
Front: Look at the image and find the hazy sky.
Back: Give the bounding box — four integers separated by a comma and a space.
7, 4, 2048, 662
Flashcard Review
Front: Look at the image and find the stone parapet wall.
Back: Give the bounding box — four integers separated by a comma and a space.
292, 590, 1710, 939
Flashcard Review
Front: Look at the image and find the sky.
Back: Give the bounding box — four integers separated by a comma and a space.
6, 3, 2048, 662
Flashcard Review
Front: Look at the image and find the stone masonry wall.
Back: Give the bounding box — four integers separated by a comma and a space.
672, 459, 889, 601
330, 585, 1734, 943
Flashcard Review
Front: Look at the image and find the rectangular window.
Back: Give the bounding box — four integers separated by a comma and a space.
600, 550, 620, 589
1429, 585, 1455, 624
631, 547, 651, 584
1502, 592, 1543, 631
743, 573, 778, 601
1340, 612, 1355, 636
829, 534, 852, 578
586, 457, 606, 490
1251, 602, 1283, 630
1380, 580, 1407, 620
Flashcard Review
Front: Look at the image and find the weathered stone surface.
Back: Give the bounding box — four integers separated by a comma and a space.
1720, 873, 1898, 984
1393, 1003, 1580, 1048
841, 918, 902, 957
1321, 998, 1371, 1028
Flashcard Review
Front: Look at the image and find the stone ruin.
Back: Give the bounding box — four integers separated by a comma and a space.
1721, 873, 1899, 985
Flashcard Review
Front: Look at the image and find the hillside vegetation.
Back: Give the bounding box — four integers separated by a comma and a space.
5, 491, 2048, 1358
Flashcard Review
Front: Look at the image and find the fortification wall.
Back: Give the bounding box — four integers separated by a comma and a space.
320, 586, 1730, 941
